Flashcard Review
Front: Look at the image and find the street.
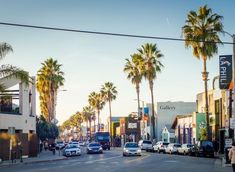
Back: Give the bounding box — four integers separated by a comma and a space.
0, 148, 229, 172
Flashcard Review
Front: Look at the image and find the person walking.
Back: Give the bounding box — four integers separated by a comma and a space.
229, 142, 235, 172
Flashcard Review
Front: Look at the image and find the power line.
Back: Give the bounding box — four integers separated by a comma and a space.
0, 22, 233, 45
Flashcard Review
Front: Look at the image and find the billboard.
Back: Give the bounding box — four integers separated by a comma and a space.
219, 55, 232, 89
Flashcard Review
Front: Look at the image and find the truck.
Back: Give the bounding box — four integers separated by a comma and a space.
94, 132, 111, 150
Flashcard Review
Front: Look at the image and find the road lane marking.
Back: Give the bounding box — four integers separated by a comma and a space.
125, 154, 150, 163
84, 155, 122, 164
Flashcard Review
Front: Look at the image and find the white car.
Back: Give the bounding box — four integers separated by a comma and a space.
123, 142, 141, 156
62, 144, 81, 157
153, 141, 169, 153
138, 140, 152, 150
69, 141, 80, 148
177, 144, 193, 155
165, 143, 181, 154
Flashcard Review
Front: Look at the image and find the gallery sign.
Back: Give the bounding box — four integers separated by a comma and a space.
219, 55, 232, 89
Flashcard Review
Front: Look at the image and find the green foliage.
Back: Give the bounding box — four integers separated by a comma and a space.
36, 115, 59, 141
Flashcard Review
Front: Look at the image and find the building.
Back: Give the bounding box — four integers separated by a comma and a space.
0, 76, 37, 160
146, 101, 196, 141
196, 86, 229, 153
161, 124, 175, 143
171, 112, 206, 144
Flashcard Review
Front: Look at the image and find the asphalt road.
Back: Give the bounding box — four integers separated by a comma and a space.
0, 148, 230, 172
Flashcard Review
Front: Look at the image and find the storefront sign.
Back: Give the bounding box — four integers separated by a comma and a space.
219, 55, 232, 89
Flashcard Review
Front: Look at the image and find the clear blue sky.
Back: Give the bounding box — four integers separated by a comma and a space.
0, 0, 234, 124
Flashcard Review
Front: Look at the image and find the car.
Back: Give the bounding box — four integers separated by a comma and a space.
79, 141, 86, 146
69, 141, 80, 148
165, 143, 181, 154
138, 140, 153, 150
153, 141, 169, 153
123, 142, 141, 156
177, 144, 193, 155
62, 144, 81, 157
55, 141, 65, 150
189, 140, 214, 158
87, 142, 103, 154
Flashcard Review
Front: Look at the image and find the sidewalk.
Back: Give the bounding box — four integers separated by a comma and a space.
0, 150, 67, 167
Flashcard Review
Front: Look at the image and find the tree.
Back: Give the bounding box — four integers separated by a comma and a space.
36, 115, 59, 141
138, 43, 164, 139
82, 106, 95, 138
124, 54, 143, 120
0, 42, 29, 92
101, 82, 118, 136
182, 5, 224, 139
88, 92, 105, 132
37, 58, 65, 122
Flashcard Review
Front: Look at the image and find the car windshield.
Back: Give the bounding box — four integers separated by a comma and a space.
89, 143, 100, 147
174, 144, 181, 147
125, 143, 138, 148
67, 145, 78, 149
163, 142, 169, 145
143, 141, 152, 144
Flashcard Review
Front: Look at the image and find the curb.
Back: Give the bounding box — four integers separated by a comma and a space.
0, 157, 68, 168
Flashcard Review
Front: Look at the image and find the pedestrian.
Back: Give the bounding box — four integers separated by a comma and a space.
229, 141, 235, 172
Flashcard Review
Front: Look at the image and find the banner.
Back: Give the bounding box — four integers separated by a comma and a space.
219, 55, 232, 89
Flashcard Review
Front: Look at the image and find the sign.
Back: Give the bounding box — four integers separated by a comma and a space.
225, 138, 232, 147
128, 123, 137, 129
230, 118, 235, 129
219, 55, 232, 89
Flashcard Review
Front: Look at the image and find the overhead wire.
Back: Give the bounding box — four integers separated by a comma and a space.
0, 22, 233, 45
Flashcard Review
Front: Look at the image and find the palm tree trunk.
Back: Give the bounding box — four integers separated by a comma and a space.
149, 80, 156, 139
97, 109, 100, 132
109, 98, 112, 144
136, 84, 141, 140
202, 58, 210, 140
89, 120, 92, 139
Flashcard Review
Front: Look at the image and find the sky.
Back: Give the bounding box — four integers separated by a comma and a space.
0, 0, 234, 125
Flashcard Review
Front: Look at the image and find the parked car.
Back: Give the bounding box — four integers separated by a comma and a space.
165, 143, 181, 154
123, 142, 141, 156
177, 144, 193, 155
55, 141, 65, 150
153, 141, 170, 153
62, 144, 81, 157
138, 140, 153, 150
188, 140, 214, 158
87, 142, 103, 154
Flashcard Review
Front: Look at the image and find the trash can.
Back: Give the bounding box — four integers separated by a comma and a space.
225, 146, 231, 164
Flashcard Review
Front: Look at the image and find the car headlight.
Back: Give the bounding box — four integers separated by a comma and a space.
99, 147, 103, 150
137, 149, 141, 153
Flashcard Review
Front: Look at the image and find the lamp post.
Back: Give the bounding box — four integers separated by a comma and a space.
224, 32, 235, 140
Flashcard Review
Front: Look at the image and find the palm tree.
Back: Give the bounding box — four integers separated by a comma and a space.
88, 92, 105, 132
138, 43, 164, 139
0, 42, 29, 91
37, 58, 65, 122
100, 82, 118, 136
82, 106, 95, 139
124, 54, 143, 120
182, 5, 224, 139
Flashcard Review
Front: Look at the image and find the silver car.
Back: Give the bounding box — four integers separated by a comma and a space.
62, 144, 81, 157
123, 142, 141, 156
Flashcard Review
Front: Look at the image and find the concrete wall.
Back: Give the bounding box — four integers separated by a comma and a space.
0, 77, 36, 133
148, 101, 196, 141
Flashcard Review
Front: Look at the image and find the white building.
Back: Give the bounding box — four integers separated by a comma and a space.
145, 101, 196, 141
0, 77, 36, 134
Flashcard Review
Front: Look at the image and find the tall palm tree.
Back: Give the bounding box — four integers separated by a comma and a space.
100, 82, 118, 136
124, 54, 143, 120
88, 92, 105, 132
0, 42, 29, 91
138, 43, 164, 139
82, 106, 95, 138
182, 5, 224, 139
37, 58, 65, 122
